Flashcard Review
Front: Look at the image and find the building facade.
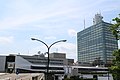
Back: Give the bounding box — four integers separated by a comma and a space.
0, 52, 74, 73
77, 14, 118, 64
0, 54, 111, 80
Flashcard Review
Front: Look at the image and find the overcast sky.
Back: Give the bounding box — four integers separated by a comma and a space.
0, 0, 120, 61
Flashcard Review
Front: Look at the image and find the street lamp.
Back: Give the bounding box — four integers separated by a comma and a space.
31, 38, 67, 80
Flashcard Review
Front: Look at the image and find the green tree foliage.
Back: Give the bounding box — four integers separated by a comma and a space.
70, 76, 80, 80
110, 49, 120, 80
110, 14, 120, 40
110, 14, 120, 80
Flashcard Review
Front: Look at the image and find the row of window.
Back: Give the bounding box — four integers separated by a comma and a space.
22, 56, 64, 62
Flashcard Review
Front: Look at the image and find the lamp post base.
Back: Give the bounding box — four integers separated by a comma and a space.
45, 73, 54, 80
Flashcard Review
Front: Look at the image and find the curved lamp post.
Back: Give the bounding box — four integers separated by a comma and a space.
31, 38, 67, 80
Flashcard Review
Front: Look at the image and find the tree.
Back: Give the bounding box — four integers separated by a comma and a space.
110, 14, 120, 80
110, 14, 120, 40
110, 49, 120, 80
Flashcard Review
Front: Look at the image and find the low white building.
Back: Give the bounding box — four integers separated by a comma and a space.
0, 54, 113, 80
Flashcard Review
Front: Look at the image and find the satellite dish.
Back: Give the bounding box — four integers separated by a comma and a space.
38, 51, 41, 55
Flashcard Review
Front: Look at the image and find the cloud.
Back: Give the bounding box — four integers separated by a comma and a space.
52, 42, 77, 61
0, 0, 119, 31
29, 42, 77, 61
44, 36, 56, 40
0, 8, 77, 30
68, 29, 77, 37
0, 36, 14, 44
0, 0, 120, 61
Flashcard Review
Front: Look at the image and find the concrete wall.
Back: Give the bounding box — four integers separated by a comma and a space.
0, 73, 45, 80
0, 56, 6, 72
50, 53, 66, 59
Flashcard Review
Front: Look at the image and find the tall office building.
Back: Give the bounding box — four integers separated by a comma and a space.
77, 13, 118, 64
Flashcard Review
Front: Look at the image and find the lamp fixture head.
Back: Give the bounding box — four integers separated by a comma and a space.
31, 38, 36, 40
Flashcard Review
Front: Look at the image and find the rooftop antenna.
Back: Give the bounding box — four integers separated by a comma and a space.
38, 51, 41, 55
84, 18, 86, 29
18, 53, 20, 55
99, 10, 101, 15
28, 50, 29, 54
56, 48, 58, 53
110, 21, 111, 24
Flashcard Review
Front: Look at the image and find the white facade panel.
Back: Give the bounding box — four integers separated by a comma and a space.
15, 56, 32, 69
0, 56, 6, 72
